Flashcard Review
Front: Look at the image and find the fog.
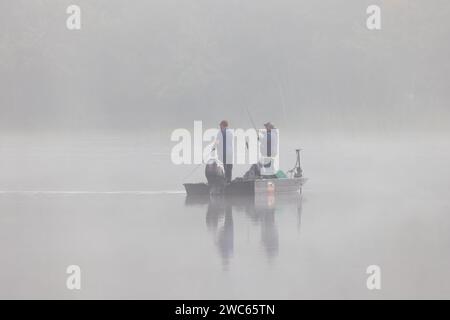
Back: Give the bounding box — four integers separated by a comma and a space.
1, 0, 449, 133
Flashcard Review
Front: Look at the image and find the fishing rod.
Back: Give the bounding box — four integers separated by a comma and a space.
245, 106, 259, 138
244, 106, 261, 151
181, 145, 216, 182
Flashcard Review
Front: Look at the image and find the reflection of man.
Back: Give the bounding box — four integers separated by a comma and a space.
216, 120, 234, 183
260, 208, 278, 260
206, 196, 234, 268
254, 194, 279, 261
259, 122, 279, 176
218, 204, 234, 267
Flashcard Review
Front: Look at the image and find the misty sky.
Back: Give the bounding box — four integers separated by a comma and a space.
1, 0, 449, 134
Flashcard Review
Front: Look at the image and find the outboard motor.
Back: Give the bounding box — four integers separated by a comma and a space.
205, 159, 226, 194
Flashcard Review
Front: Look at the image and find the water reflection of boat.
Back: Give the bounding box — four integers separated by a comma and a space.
185, 192, 304, 267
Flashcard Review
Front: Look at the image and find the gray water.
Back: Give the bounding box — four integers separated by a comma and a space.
1, 132, 449, 299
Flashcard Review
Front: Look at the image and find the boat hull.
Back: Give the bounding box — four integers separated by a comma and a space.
184, 177, 307, 197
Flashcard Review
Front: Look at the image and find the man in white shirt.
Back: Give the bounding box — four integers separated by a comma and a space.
216, 120, 234, 183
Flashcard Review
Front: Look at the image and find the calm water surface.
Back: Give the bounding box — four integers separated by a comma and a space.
1, 133, 449, 299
